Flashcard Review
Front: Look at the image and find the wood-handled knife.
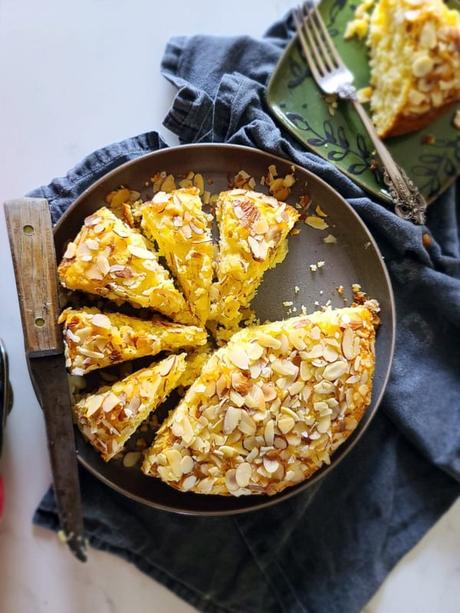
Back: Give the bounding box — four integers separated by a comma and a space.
4, 198, 87, 562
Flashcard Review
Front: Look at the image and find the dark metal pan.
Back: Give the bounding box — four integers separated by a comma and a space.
54, 143, 395, 515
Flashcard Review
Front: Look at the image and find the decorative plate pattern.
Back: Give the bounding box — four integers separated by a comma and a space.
266, 0, 460, 204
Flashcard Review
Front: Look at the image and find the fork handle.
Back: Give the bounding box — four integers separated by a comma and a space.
351, 100, 427, 225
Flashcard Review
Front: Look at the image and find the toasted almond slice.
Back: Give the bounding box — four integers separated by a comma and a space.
228, 346, 249, 370
342, 327, 355, 360
235, 462, 252, 487
159, 355, 176, 377
86, 394, 104, 417
127, 244, 155, 260
91, 313, 111, 329
102, 392, 121, 413
63, 242, 76, 259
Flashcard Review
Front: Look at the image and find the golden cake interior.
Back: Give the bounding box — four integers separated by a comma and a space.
346, 0, 460, 137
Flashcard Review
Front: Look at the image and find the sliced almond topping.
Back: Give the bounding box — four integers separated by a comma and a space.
181, 224, 193, 240
261, 383, 277, 402
278, 416, 295, 434
182, 475, 197, 491
230, 390, 246, 407
323, 346, 339, 362
228, 346, 249, 370
314, 380, 335, 394
125, 395, 141, 416
303, 344, 323, 359
63, 242, 76, 259
252, 216, 269, 235
86, 266, 104, 281
128, 244, 155, 260
300, 362, 312, 381
102, 392, 120, 413
238, 412, 257, 435
223, 407, 242, 434
342, 327, 355, 360
96, 254, 110, 276
225, 468, 239, 491
264, 419, 275, 446
158, 355, 176, 377
180, 455, 194, 474
317, 416, 331, 434
272, 359, 299, 377
323, 360, 348, 381
235, 462, 252, 488
91, 313, 111, 329
246, 342, 264, 361
85, 394, 104, 417
256, 333, 282, 350
84, 213, 100, 227
288, 381, 304, 396
263, 457, 279, 474
248, 235, 265, 261
85, 238, 99, 251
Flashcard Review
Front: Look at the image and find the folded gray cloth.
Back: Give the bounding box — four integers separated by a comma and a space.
33, 13, 459, 613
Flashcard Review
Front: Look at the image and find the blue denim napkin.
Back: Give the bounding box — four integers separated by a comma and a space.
33, 13, 459, 613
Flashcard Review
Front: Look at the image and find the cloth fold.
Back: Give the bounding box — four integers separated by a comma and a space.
32, 11, 459, 613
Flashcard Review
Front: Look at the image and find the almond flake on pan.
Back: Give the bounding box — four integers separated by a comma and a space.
142, 304, 379, 496
140, 187, 214, 325
59, 306, 208, 375
209, 189, 299, 342
74, 353, 187, 461
57, 207, 194, 324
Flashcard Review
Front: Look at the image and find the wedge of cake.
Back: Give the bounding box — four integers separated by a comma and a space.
58, 207, 194, 324
74, 353, 187, 461
142, 304, 378, 496
210, 189, 299, 341
59, 307, 208, 375
346, 0, 460, 137
140, 188, 214, 325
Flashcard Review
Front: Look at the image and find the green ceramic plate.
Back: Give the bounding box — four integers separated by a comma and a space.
266, 0, 460, 204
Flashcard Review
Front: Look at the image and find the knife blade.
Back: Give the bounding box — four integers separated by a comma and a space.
4, 198, 87, 561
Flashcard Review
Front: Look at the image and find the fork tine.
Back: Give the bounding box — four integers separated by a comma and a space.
293, 6, 325, 81
303, 0, 342, 69
302, 4, 335, 75
302, 1, 337, 72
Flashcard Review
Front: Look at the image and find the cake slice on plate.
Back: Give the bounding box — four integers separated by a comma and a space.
58, 207, 194, 324
142, 304, 379, 496
59, 307, 207, 375
140, 187, 214, 325
347, 0, 460, 137
210, 189, 299, 342
74, 353, 187, 461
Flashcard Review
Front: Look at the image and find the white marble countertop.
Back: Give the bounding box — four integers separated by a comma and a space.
0, 1, 458, 612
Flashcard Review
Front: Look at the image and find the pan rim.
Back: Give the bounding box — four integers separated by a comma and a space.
56, 142, 396, 516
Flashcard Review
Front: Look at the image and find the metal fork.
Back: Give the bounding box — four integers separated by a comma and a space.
293, 2, 427, 224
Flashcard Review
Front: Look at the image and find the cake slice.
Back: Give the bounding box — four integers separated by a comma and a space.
210, 189, 299, 341
346, 0, 460, 137
59, 307, 208, 375
142, 304, 379, 496
74, 353, 187, 461
140, 188, 214, 325
58, 207, 194, 324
